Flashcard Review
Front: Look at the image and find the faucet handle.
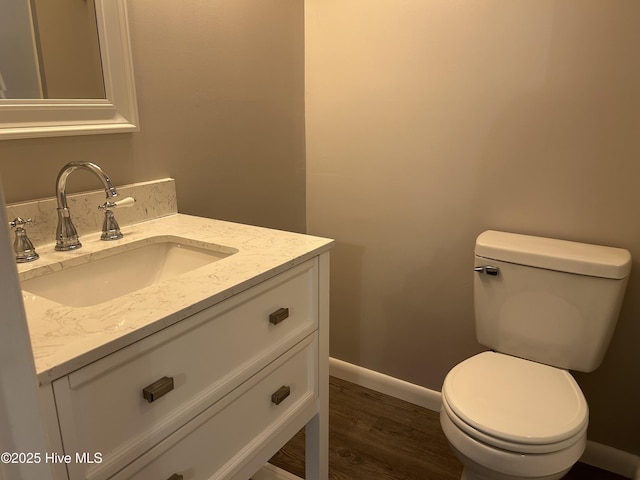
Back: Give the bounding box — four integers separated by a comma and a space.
99, 197, 134, 241
9, 217, 39, 263
9, 217, 33, 228
99, 196, 135, 211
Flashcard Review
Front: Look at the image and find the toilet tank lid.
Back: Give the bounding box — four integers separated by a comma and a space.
475, 230, 631, 279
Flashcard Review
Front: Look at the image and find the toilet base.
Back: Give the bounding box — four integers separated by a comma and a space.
441, 408, 582, 480
448, 438, 574, 480
457, 464, 570, 480
460, 467, 485, 480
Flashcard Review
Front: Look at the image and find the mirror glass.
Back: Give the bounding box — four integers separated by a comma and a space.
1, 0, 105, 100
0, 0, 138, 140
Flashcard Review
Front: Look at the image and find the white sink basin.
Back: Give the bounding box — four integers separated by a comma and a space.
21, 237, 238, 307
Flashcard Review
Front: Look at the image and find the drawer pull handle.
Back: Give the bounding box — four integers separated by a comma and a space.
167, 475, 183, 480
271, 385, 291, 405
142, 376, 174, 403
269, 307, 290, 325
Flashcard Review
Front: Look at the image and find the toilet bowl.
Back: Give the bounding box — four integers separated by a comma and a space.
441, 351, 588, 480
440, 231, 631, 480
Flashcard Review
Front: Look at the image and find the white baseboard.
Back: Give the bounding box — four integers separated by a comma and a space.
329, 357, 640, 479
581, 440, 640, 479
329, 357, 442, 411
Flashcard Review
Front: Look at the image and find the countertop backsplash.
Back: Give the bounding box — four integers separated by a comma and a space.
5, 178, 177, 249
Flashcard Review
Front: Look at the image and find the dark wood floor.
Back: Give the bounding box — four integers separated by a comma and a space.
269, 376, 627, 480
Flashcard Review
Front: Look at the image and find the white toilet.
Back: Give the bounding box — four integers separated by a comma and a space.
440, 230, 632, 480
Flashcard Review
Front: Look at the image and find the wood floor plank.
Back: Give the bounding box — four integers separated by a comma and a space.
269, 377, 627, 480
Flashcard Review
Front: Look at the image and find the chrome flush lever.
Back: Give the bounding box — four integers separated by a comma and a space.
474, 265, 500, 276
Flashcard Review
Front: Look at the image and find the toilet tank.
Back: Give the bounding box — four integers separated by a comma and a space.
474, 230, 631, 372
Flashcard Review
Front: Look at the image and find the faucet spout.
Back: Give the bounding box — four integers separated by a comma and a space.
56, 162, 118, 210
55, 162, 120, 251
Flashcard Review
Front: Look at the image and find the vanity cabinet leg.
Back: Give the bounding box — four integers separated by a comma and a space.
305, 410, 328, 480
306, 252, 330, 480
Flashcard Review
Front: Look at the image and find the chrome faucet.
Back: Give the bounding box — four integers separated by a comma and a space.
55, 162, 133, 251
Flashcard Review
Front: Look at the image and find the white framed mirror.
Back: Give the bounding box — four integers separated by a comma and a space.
0, 0, 138, 140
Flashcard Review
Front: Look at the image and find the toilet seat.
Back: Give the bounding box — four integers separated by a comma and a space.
442, 351, 588, 453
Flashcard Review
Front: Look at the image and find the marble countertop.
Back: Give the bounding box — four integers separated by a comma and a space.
17, 214, 333, 383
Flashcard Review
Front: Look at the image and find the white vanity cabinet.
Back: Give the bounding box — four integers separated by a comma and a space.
43, 253, 330, 480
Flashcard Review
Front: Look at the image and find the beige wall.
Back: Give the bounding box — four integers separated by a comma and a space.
0, 0, 306, 233
306, 0, 640, 455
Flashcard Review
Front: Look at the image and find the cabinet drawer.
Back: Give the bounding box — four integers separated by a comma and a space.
53, 260, 317, 480
110, 334, 317, 480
